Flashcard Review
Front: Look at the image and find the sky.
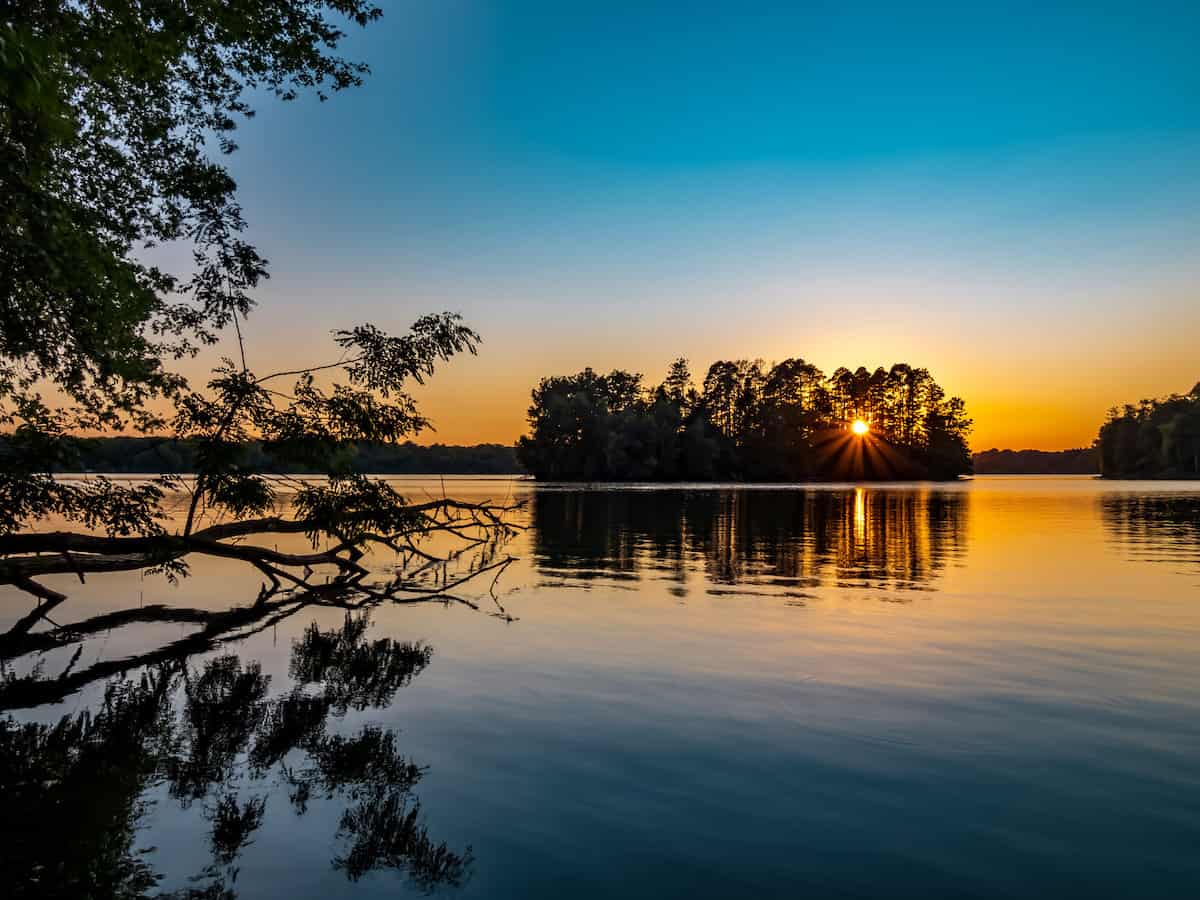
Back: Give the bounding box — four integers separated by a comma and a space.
200, 0, 1200, 450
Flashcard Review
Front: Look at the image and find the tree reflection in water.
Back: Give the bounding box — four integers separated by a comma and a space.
0, 613, 469, 899
1101, 492, 1200, 572
532, 488, 968, 595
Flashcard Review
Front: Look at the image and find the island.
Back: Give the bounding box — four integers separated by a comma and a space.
516, 359, 972, 481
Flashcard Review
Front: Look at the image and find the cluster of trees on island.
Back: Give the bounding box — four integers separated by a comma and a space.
517, 359, 972, 481
1098, 382, 1200, 478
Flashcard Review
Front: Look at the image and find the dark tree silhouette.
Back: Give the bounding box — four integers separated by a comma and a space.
1, 3, 522, 627
1098, 382, 1200, 478
517, 357, 972, 481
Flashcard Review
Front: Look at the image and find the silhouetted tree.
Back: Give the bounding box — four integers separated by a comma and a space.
517, 356, 973, 481
1098, 383, 1200, 478
0, 4, 521, 625
662, 357, 695, 412
515, 368, 652, 480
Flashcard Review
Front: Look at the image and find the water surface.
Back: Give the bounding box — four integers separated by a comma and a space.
3, 477, 1199, 898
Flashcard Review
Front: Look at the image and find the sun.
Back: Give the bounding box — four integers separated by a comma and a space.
850, 418, 869, 436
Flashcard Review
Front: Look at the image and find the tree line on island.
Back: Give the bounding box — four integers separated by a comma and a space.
26, 379, 1200, 482
516, 359, 973, 481
31, 436, 1114, 477
1098, 382, 1200, 478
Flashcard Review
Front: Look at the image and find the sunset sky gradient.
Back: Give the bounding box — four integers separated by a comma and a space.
197, 1, 1200, 450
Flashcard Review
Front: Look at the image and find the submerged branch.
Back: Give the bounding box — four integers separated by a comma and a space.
0, 556, 519, 710
0, 495, 526, 690
1, 498, 523, 588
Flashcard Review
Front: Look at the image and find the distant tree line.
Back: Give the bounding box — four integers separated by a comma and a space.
1098, 382, 1200, 478
516, 358, 972, 481
972, 447, 1098, 475
16, 437, 522, 475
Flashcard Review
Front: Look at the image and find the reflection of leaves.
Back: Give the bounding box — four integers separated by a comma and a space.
249, 689, 328, 772
0, 671, 174, 900
307, 726, 423, 798
169, 656, 268, 802
290, 614, 432, 712
1, 620, 470, 898
159, 883, 238, 900
207, 792, 267, 866
335, 785, 473, 890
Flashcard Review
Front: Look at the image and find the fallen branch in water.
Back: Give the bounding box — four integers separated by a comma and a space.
1, 491, 524, 654
0, 549, 519, 711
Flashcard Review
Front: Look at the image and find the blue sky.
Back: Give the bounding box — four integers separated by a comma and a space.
213, 1, 1200, 448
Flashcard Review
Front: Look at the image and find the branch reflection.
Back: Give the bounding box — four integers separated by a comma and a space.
0, 613, 470, 899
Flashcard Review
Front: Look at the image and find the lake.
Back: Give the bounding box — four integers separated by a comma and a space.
3, 476, 1200, 898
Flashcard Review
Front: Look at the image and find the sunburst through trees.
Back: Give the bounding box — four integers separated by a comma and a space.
517, 359, 972, 481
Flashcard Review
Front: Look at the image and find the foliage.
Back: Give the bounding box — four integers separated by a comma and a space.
2, 0, 381, 427
0, 313, 517, 616
1098, 382, 1200, 478
1, 2, 521, 615
516, 358, 972, 481
0, 616, 471, 898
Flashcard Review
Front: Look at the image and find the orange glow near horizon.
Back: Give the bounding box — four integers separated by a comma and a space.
851, 419, 870, 436
79, 294, 1200, 454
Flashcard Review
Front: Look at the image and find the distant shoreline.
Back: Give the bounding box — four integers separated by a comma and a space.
41, 437, 525, 476
36, 438, 1117, 477
972, 447, 1098, 475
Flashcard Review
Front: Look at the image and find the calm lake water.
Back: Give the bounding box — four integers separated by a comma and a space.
3, 476, 1200, 898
